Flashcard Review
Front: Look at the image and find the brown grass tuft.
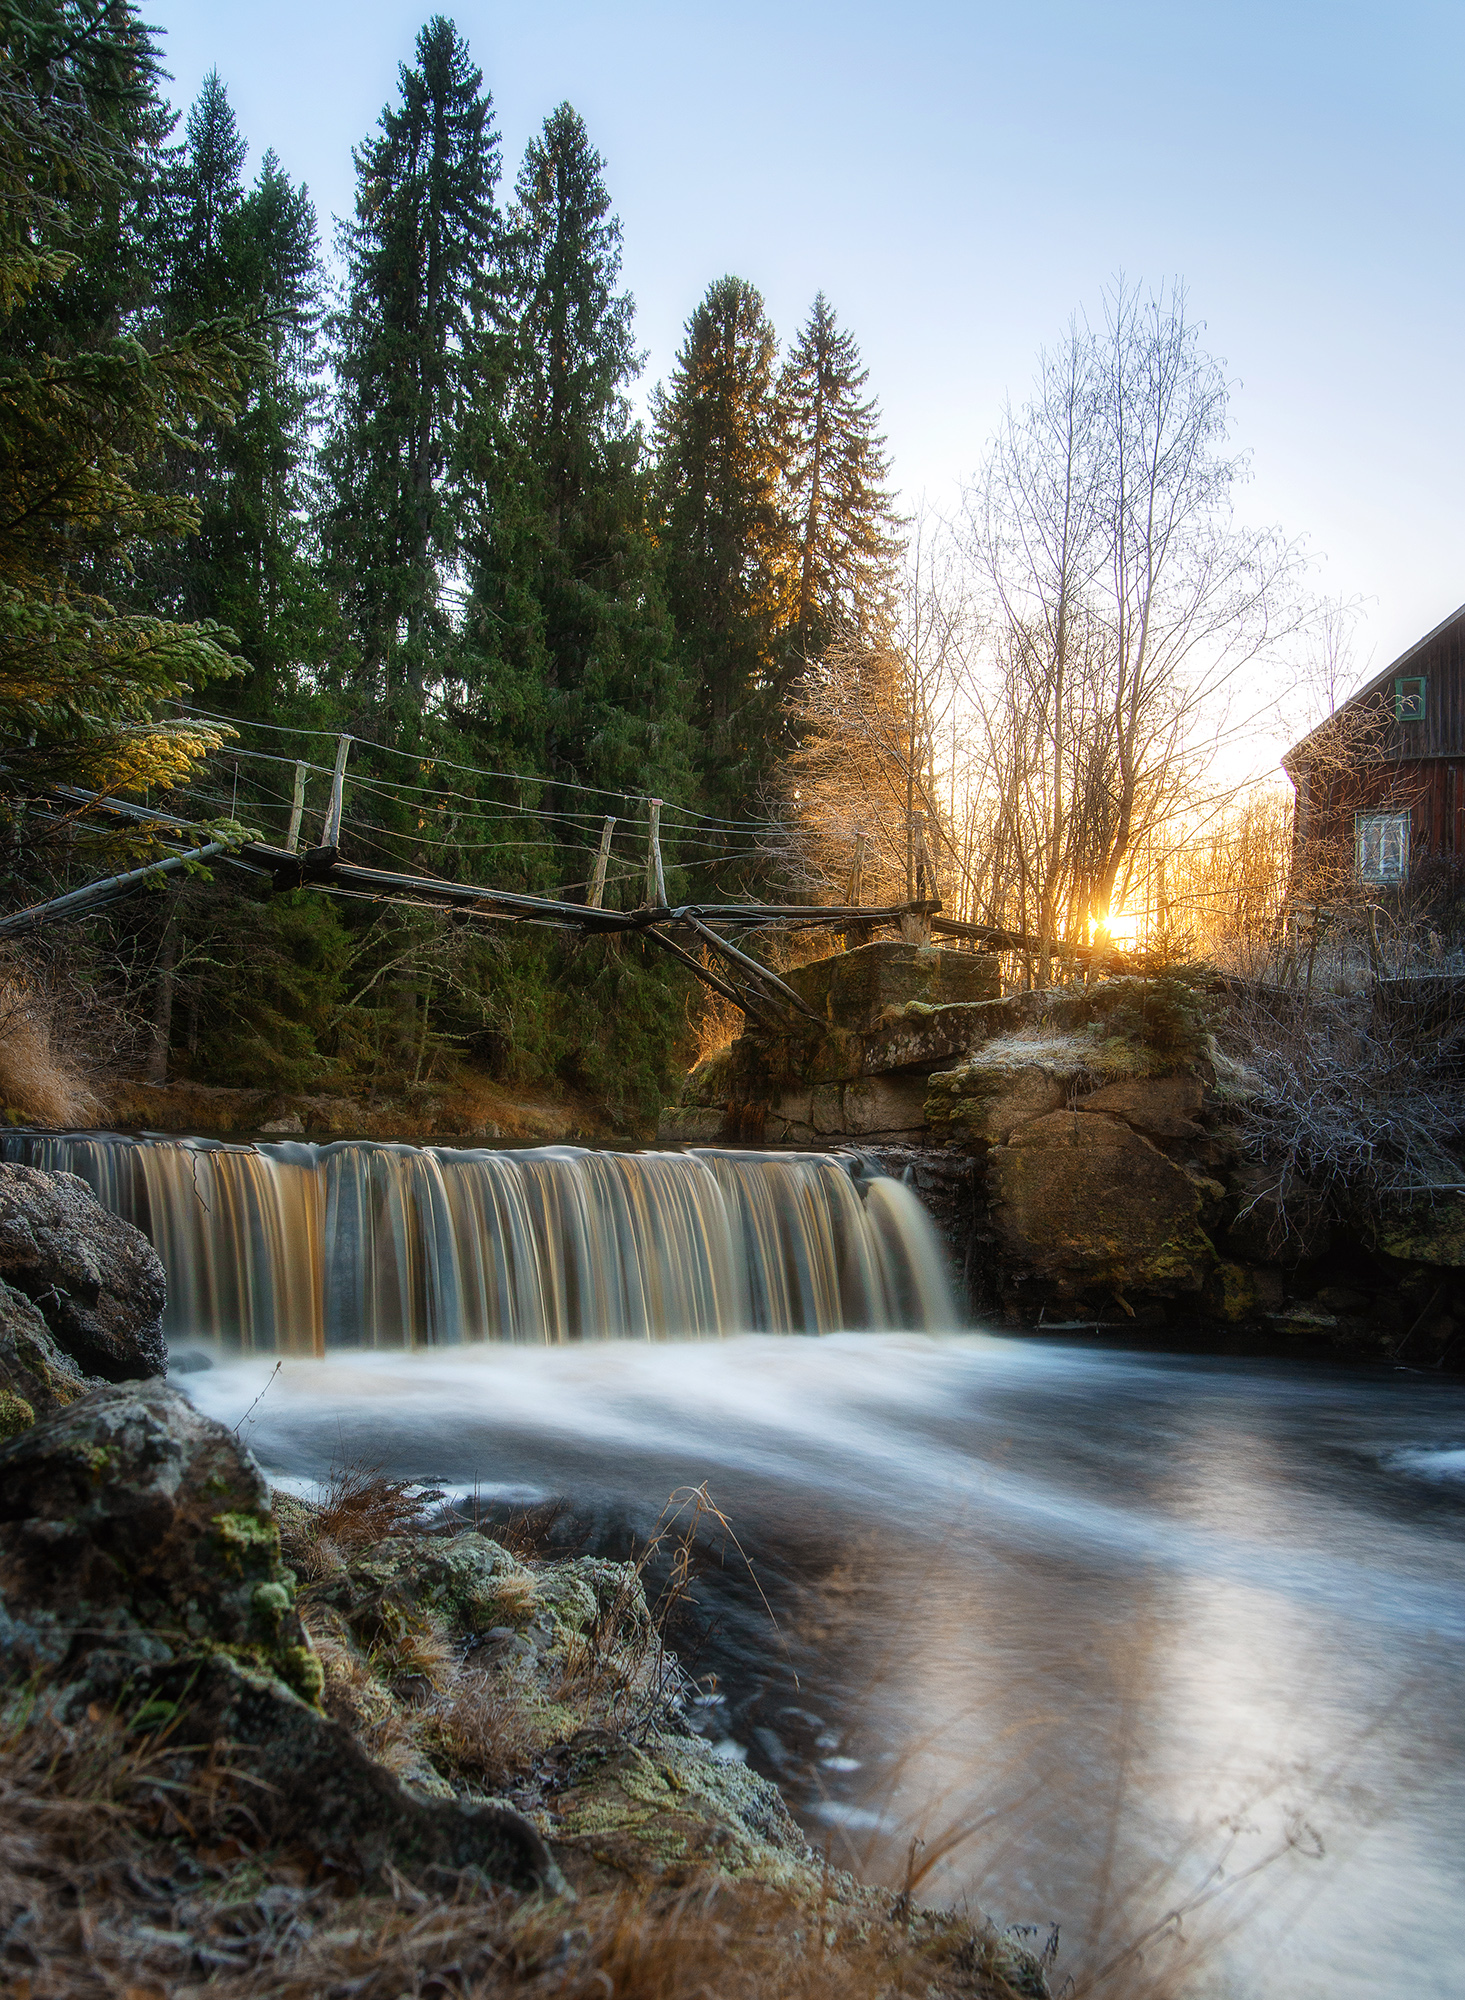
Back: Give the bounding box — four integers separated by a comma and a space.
0, 973, 102, 1128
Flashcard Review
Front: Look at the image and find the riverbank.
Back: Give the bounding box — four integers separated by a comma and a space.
0, 1160, 1050, 1997
0, 1384, 1052, 2000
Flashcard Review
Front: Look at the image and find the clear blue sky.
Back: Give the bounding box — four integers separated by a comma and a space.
152, 1, 1463, 723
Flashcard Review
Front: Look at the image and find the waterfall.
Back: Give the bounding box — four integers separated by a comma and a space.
1, 1136, 954, 1351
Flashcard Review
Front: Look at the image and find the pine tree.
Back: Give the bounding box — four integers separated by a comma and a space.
778, 292, 902, 654
321, 15, 502, 729
461, 104, 687, 831
652, 275, 793, 814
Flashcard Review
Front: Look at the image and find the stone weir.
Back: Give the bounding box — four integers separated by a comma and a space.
659, 941, 1465, 1355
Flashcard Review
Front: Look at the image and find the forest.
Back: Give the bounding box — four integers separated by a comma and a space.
0, 0, 1312, 1133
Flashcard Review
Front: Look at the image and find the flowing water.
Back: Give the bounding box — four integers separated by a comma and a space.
7, 1134, 1464, 1996
2, 1134, 950, 1347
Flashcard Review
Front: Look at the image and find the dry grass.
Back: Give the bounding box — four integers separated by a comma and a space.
0, 1698, 1044, 2000
277, 1460, 434, 1580
0, 971, 102, 1127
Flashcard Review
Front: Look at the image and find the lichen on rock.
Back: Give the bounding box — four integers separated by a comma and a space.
0, 1162, 166, 1379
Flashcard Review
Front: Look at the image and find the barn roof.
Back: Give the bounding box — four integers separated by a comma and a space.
1282, 597, 1465, 771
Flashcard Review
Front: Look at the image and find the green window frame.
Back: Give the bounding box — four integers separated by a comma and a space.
1395, 675, 1427, 722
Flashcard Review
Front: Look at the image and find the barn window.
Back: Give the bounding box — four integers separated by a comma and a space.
1395, 676, 1427, 722
1356, 811, 1410, 882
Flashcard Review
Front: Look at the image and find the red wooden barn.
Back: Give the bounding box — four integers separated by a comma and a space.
1283, 599, 1465, 892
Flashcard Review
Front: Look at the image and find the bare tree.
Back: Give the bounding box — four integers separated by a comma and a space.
774, 514, 973, 918
964, 279, 1307, 968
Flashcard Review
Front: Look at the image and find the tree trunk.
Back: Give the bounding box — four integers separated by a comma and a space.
146, 899, 179, 1087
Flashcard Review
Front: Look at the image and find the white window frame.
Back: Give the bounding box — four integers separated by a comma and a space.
1355, 811, 1410, 883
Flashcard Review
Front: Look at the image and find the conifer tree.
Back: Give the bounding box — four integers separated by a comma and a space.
0, 1, 255, 823
143, 75, 323, 714
321, 15, 502, 728
652, 275, 793, 812
460, 103, 687, 835
778, 292, 902, 653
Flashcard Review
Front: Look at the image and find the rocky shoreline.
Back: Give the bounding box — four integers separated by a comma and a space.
0, 1160, 1053, 1999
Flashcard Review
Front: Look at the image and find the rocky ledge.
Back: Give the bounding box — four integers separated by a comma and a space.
0, 1375, 1052, 1999
662, 954, 1465, 1361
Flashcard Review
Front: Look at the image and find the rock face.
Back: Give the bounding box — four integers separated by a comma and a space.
0, 1162, 166, 1380
782, 939, 999, 1031
1072, 1073, 1206, 1141
988, 1111, 1216, 1300
0, 1279, 90, 1435
0, 1376, 316, 1697
162, 1653, 565, 1894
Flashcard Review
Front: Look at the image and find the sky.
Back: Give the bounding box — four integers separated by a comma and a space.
149, 0, 1464, 771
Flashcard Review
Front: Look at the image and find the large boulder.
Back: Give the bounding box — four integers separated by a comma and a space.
1073, 1073, 1206, 1141
989, 1109, 1216, 1299
0, 1278, 90, 1436
0, 1377, 317, 1699
0, 1161, 165, 1379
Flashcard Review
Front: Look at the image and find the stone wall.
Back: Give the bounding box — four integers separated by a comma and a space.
660, 948, 1465, 1363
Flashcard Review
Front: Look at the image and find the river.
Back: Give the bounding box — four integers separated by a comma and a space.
182, 1328, 1465, 2000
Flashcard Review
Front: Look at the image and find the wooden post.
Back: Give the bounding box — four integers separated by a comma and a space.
645, 798, 667, 908
589, 816, 615, 909
285, 761, 307, 854
842, 831, 869, 951
903, 812, 933, 944
320, 735, 352, 851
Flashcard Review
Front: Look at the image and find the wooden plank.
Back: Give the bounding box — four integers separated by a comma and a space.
285, 762, 307, 854
320, 735, 352, 850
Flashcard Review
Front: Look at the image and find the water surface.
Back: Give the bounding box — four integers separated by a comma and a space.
183, 1332, 1465, 2000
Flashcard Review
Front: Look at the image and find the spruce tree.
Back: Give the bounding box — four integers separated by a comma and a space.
142, 76, 323, 716
778, 292, 902, 653
0, 2, 256, 826
652, 275, 793, 814
459, 103, 688, 850
321, 15, 502, 729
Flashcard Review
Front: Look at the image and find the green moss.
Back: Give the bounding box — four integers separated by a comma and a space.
213, 1510, 281, 1574
0, 1390, 35, 1439
276, 1643, 324, 1706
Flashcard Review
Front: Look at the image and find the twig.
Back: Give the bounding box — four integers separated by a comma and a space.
232, 1362, 281, 1438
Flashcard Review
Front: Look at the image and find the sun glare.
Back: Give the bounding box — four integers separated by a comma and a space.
1093, 905, 1145, 949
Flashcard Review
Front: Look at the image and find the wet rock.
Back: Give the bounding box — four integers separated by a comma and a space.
0, 1162, 166, 1379
0, 1378, 316, 1699
990, 1110, 1215, 1297
0, 1277, 90, 1424
148, 1652, 567, 1895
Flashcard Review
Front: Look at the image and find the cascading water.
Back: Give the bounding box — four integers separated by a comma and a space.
1, 1134, 953, 1350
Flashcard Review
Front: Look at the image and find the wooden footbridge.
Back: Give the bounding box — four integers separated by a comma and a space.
3, 747, 1127, 1029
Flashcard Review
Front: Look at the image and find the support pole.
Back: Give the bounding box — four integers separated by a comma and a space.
904, 813, 933, 944
588, 816, 615, 909
842, 830, 869, 950
0, 843, 228, 938
285, 761, 307, 854
320, 735, 352, 851
681, 914, 821, 1023
644, 926, 777, 1025
645, 798, 667, 908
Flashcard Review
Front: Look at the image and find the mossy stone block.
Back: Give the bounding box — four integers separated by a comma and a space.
784, 943, 999, 1033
